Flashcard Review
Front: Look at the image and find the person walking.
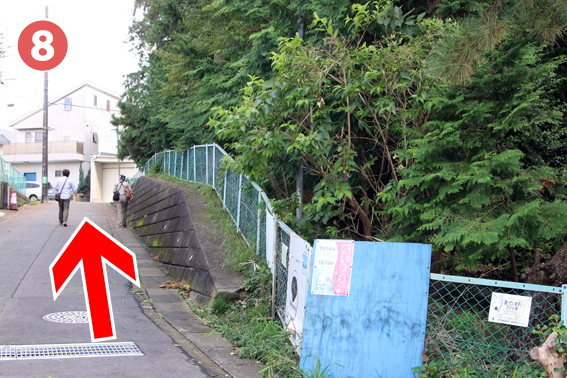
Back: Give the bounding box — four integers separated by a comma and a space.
114, 174, 133, 228
54, 169, 77, 227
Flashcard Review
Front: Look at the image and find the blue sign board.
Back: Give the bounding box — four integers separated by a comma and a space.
300, 241, 432, 378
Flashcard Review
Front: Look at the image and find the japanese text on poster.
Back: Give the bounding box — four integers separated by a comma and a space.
311, 240, 354, 296
488, 293, 532, 327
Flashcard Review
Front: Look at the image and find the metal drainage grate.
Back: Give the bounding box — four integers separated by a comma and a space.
0, 346, 15, 360
43, 311, 88, 324
0, 342, 143, 360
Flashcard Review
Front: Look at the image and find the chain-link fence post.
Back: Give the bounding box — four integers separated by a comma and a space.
187, 148, 191, 181
562, 285, 567, 325
236, 174, 243, 232
193, 146, 196, 181
205, 144, 209, 185
256, 191, 261, 255
174, 151, 177, 178
212, 144, 216, 189
180, 150, 184, 180
223, 171, 227, 209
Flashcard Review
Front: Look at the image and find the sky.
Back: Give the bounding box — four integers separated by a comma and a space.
0, 0, 141, 132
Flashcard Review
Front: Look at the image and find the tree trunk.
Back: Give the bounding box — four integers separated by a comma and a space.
509, 246, 518, 282
523, 242, 567, 286
346, 196, 372, 238
511, 243, 567, 361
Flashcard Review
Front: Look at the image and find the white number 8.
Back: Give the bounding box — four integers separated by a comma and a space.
31, 30, 55, 61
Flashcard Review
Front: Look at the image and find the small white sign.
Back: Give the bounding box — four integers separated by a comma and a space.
488, 293, 532, 327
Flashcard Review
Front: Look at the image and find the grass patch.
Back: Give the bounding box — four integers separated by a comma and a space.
149, 173, 306, 378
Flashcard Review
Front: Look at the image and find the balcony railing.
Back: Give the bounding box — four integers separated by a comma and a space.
2, 141, 84, 155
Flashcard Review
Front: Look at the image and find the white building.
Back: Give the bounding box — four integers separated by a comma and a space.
1, 81, 137, 202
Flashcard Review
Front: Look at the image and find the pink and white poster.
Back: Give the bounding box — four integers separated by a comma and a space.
311, 240, 354, 296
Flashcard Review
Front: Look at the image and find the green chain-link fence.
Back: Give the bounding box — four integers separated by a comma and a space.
426, 274, 566, 376
131, 145, 292, 319
0, 155, 26, 194
131, 145, 565, 374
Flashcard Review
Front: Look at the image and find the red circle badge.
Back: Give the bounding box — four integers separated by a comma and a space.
18, 20, 68, 71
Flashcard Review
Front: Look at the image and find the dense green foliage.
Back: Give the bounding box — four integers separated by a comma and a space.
116, 0, 567, 281
383, 41, 567, 278
212, 2, 448, 240
112, 0, 383, 166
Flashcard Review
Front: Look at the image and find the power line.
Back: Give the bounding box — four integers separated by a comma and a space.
49, 101, 120, 113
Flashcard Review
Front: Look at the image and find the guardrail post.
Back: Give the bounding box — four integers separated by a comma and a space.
236, 174, 243, 231
192, 146, 196, 182
205, 144, 209, 185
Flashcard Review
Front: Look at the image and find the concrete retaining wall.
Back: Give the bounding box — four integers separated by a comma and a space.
127, 176, 243, 306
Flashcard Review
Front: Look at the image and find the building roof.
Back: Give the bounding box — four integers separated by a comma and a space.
8, 81, 122, 128
0, 134, 10, 145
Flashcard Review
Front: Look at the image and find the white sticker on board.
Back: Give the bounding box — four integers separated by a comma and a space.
488, 293, 532, 327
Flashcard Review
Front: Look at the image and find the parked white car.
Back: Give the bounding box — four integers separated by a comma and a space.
25, 181, 56, 201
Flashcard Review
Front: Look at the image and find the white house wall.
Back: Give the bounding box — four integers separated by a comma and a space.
5, 82, 122, 188
91, 160, 137, 203
11, 161, 84, 188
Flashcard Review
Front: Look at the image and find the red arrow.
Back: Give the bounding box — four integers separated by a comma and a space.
49, 218, 140, 342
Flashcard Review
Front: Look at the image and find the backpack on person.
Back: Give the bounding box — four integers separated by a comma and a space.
124, 185, 134, 202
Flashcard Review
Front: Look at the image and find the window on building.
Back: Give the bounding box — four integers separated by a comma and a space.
94, 95, 97, 106
63, 136, 70, 142
106, 100, 110, 112
64, 98, 72, 111
105, 130, 117, 145
25, 132, 33, 143
55, 170, 62, 177
92, 132, 99, 143
35, 131, 43, 143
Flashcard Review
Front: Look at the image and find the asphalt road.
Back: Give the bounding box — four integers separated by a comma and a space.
0, 201, 214, 378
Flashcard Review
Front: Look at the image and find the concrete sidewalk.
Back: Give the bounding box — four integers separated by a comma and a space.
104, 203, 264, 378
0, 202, 263, 378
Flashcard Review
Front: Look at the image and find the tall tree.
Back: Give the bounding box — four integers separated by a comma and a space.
112, 0, 381, 166
212, 2, 448, 239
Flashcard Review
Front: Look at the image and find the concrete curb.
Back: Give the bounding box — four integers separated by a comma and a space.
104, 203, 263, 378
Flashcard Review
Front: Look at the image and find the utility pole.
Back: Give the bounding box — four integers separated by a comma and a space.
116, 126, 121, 177
41, 5, 49, 203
